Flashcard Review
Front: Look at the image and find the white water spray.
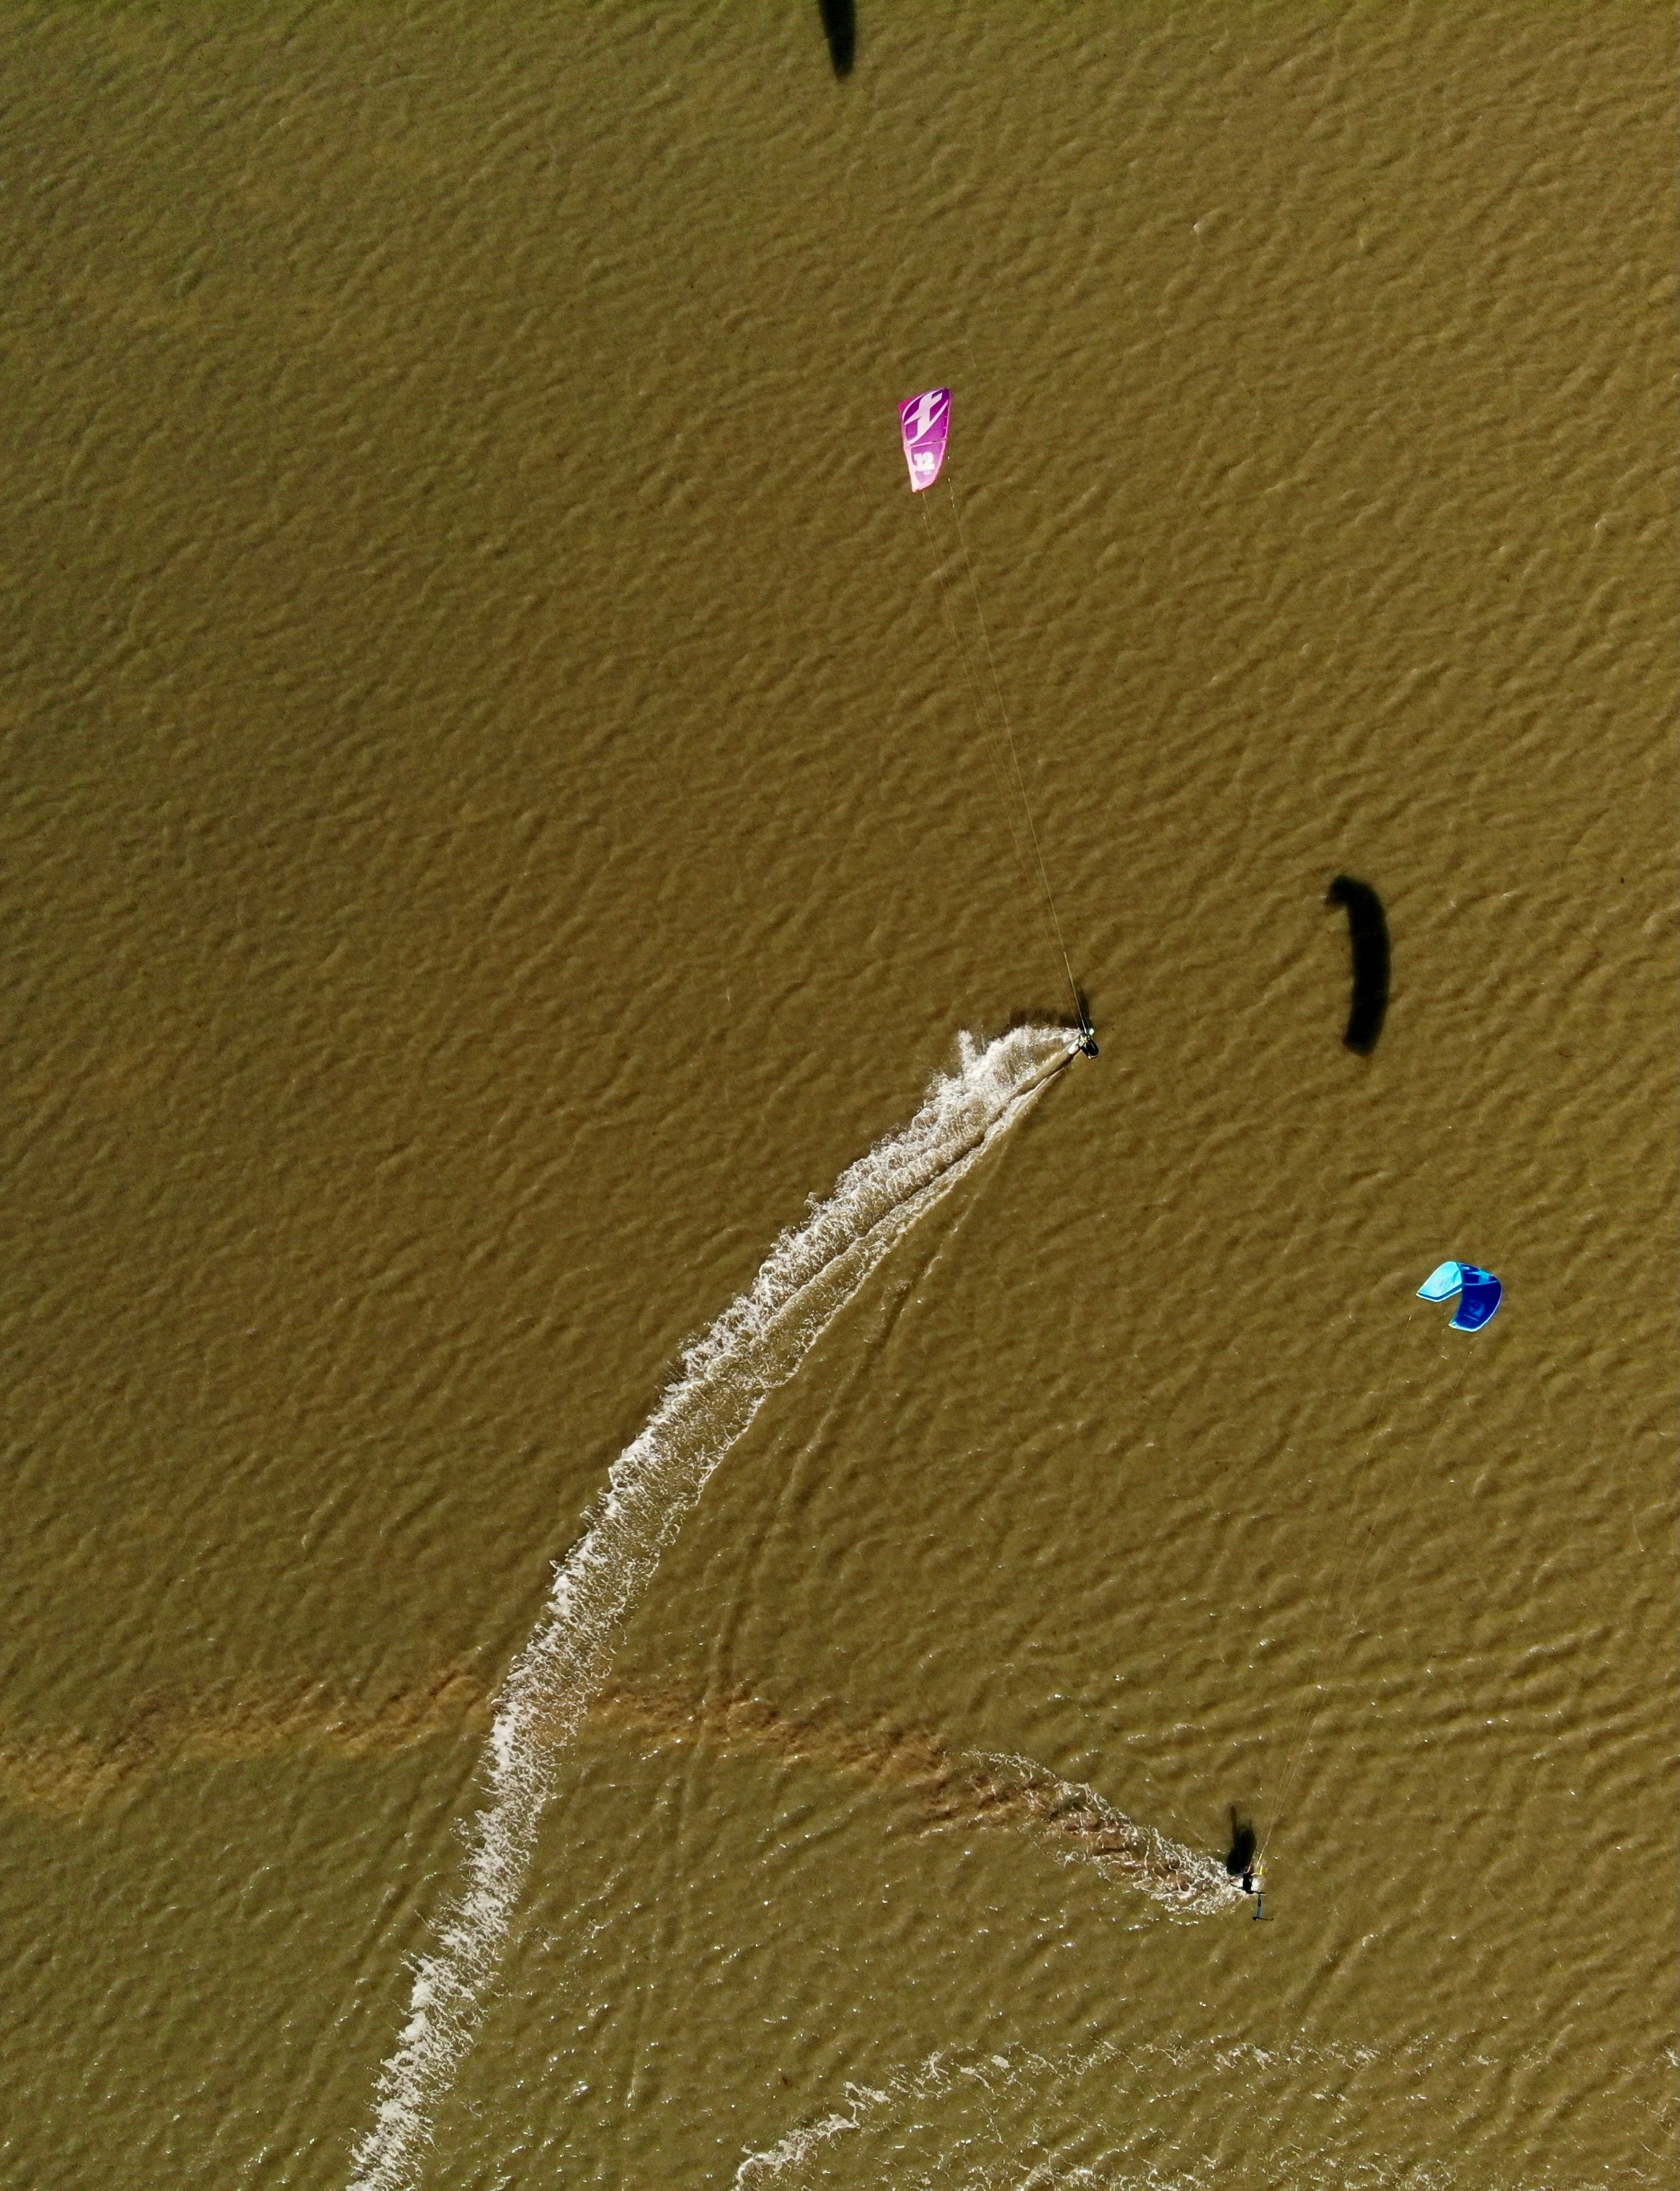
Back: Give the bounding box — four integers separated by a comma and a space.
348, 1025, 1076, 2189
959, 1751, 1244, 1917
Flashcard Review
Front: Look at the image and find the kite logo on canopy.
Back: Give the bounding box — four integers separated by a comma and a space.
899, 387, 952, 492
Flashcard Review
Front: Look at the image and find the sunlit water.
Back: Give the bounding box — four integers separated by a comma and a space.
0, 7, 1674, 2190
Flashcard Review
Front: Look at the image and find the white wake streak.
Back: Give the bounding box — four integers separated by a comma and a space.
348, 1025, 1073, 2189
959, 1752, 1245, 1917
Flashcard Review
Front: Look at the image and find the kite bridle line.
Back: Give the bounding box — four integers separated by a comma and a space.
1257, 1341, 1476, 1876
917, 478, 1085, 1033
917, 493, 1047, 972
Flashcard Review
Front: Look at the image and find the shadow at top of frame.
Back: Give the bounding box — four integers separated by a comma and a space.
817, 0, 855, 78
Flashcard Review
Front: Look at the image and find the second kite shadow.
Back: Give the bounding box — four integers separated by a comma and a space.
817, 0, 855, 77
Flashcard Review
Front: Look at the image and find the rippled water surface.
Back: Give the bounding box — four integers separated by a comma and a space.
1, 6, 1674, 2187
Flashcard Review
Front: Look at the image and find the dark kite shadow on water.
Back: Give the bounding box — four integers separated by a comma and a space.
1327, 874, 1390, 1054
1225, 1807, 1258, 1877
817, 0, 855, 77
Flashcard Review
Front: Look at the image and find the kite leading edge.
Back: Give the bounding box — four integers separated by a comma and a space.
899, 386, 952, 491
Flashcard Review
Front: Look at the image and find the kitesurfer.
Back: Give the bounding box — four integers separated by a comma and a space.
1069, 1017, 1098, 1060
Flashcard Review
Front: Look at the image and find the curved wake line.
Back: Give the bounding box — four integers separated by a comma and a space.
734, 2033, 1400, 2189
579, 1685, 1241, 1917
348, 1025, 1075, 2190
958, 1753, 1243, 1917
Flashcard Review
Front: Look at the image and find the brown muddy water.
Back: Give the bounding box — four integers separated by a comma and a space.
1, 6, 1675, 2187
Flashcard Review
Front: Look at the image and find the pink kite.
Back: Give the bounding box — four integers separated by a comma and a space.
899, 387, 951, 492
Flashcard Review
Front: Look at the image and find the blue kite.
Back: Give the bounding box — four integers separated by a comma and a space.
1418, 1261, 1503, 1332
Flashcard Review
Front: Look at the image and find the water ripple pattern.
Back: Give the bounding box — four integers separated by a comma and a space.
348, 1024, 1075, 2190
958, 1751, 1242, 1916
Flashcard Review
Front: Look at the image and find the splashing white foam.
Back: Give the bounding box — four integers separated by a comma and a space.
959, 1752, 1245, 1917
734, 2036, 1426, 2191
348, 1024, 1075, 2190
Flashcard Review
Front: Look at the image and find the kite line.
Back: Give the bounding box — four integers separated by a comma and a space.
1257, 1342, 1477, 1885
902, 388, 1085, 1034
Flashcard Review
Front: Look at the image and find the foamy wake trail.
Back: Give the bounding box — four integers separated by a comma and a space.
958, 1753, 1244, 1917
348, 1025, 1074, 2190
